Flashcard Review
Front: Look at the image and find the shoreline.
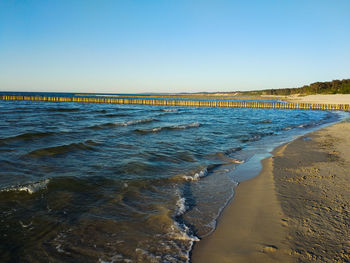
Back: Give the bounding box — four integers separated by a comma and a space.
266, 94, 350, 105
191, 121, 350, 262
286, 94, 350, 105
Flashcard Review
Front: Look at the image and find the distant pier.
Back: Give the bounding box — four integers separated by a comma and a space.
1, 95, 349, 111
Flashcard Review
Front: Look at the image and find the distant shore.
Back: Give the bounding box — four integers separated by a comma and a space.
261, 94, 350, 105
75, 93, 350, 105
192, 121, 350, 262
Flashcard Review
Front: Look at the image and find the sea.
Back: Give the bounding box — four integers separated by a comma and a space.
0, 92, 343, 262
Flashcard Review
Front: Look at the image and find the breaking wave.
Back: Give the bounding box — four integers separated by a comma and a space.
1, 179, 50, 194
135, 122, 200, 133
88, 118, 157, 129
182, 168, 208, 181
161, 109, 178, 112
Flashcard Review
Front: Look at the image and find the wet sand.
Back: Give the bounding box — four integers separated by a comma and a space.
192, 121, 350, 262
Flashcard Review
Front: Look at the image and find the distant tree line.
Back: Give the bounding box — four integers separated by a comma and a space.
243, 79, 350, 95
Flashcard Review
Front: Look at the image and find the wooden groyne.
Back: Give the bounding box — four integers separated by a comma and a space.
1, 95, 350, 111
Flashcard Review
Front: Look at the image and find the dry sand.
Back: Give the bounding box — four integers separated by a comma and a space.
286, 94, 350, 105
192, 121, 350, 263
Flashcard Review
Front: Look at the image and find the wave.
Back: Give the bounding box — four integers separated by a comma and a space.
46, 108, 80, 112
297, 123, 316, 129
25, 140, 98, 157
172, 191, 200, 262
176, 196, 187, 216
224, 147, 242, 155
92, 109, 108, 113
240, 131, 274, 143
181, 158, 244, 182
0, 149, 15, 153
91, 109, 131, 118
172, 122, 200, 129
6, 110, 33, 114
0, 131, 56, 145
89, 122, 122, 129
207, 152, 244, 165
88, 118, 156, 130
161, 109, 178, 112
135, 127, 162, 133
283, 122, 316, 131
135, 122, 200, 134
240, 134, 261, 143
182, 168, 208, 181
115, 163, 222, 185
0, 179, 50, 194
103, 113, 130, 118
125, 118, 156, 126
255, 119, 272, 124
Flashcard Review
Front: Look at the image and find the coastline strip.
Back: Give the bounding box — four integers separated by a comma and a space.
75, 94, 283, 100
1, 95, 349, 111
192, 121, 350, 262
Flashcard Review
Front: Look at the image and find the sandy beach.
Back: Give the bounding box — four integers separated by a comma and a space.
192, 121, 350, 262
285, 94, 350, 105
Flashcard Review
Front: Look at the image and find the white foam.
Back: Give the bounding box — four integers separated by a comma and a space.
169, 222, 200, 242
138, 122, 200, 133
187, 122, 200, 128
176, 196, 187, 216
1, 179, 50, 194
183, 168, 208, 181
152, 127, 162, 132
167, 221, 200, 263
162, 109, 178, 112
19, 220, 32, 228
171, 191, 200, 262
174, 122, 200, 129
56, 244, 64, 253
53, 232, 71, 255
112, 118, 155, 127
125, 118, 154, 126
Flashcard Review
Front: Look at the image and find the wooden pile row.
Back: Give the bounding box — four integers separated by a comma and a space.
1, 95, 349, 111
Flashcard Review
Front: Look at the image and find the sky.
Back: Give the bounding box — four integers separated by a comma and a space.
0, 0, 349, 93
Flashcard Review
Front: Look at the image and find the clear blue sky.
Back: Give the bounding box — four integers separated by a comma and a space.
0, 0, 349, 93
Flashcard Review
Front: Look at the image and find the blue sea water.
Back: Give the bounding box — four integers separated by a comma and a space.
0, 93, 339, 262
